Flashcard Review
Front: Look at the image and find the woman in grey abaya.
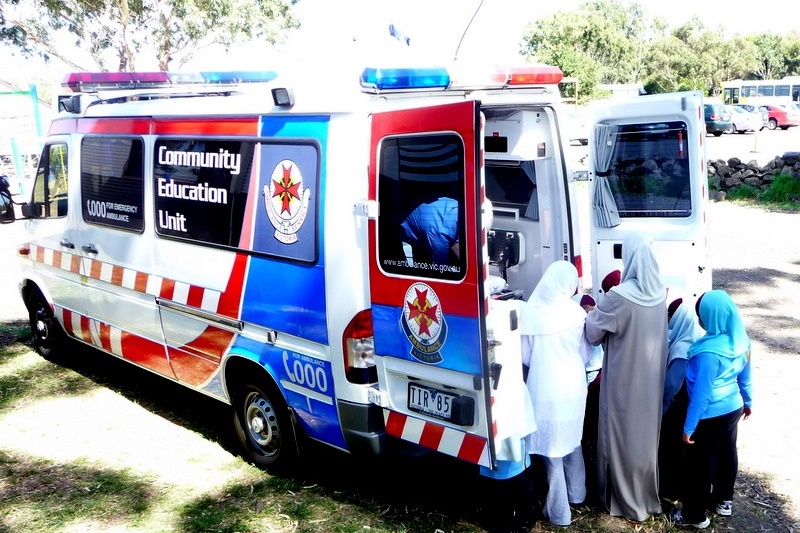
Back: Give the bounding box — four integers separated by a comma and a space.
584, 231, 668, 521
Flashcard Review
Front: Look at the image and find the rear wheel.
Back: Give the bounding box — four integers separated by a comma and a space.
232, 379, 298, 474
26, 291, 66, 359
768, 118, 778, 130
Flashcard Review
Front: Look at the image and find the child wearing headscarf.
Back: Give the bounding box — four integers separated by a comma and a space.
659, 297, 705, 502
672, 290, 753, 529
520, 260, 592, 526
585, 231, 667, 522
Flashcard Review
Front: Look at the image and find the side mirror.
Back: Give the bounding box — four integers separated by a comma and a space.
0, 175, 15, 223
20, 202, 34, 219
0, 192, 15, 223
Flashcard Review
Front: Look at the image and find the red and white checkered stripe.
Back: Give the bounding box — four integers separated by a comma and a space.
29, 244, 229, 316
383, 410, 490, 467
55, 306, 123, 354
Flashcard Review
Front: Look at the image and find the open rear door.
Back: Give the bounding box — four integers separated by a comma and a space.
367, 100, 497, 467
588, 91, 712, 300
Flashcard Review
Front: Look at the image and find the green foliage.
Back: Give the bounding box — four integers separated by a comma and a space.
2, 0, 299, 71
759, 174, 800, 203
726, 183, 761, 200
748, 33, 787, 79
521, 1, 800, 98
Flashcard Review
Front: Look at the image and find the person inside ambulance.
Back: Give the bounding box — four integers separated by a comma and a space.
399, 191, 461, 267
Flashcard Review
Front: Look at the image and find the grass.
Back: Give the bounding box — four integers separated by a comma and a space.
721, 174, 800, 211
1, 322, 797, 533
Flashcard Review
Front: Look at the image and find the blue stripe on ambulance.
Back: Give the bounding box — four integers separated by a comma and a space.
228, 336, 345, 449
372, 303, 483, 376
230, 114, 346, 450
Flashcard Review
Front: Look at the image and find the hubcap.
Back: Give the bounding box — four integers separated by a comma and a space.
34, 307, 52, 345
244, 393, 280, 455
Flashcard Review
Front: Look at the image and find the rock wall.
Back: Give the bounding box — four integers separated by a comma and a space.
708, 151, 800, 200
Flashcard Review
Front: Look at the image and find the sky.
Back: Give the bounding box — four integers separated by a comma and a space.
2, 0, 800, 84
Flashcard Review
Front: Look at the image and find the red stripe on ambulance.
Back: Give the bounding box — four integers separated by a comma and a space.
152, 117, 258, 136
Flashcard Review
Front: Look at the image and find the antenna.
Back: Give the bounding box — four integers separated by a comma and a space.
453, 0, 485, 61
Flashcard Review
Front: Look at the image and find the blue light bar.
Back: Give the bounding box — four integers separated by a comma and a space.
200, 71, 278, 84
360, 67, 450, 92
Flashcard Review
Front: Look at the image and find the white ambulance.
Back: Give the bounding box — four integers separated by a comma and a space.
7, 65, 711, 476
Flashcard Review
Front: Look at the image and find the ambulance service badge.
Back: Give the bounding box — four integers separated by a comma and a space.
401, 283, 448, 364
264, 159, 311, 244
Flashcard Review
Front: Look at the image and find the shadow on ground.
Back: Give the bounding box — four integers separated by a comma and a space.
713, 267, 800, 354
2, 318, 799, 533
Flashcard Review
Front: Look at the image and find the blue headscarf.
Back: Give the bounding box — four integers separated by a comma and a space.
688, 290, 750, 360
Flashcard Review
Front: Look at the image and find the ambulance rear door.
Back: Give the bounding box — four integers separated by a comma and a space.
367, 100, 497, 468
588, 91, 711, 300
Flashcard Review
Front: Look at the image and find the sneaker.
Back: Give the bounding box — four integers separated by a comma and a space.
716, 500, 733, 516
670, 508, 711, 529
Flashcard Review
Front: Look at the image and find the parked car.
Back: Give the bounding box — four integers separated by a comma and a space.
726, 105, 762, 133
704, 103, 732, 136
733, 103, 768, 130
778, 102, 800, 123
761, 104, 799, 130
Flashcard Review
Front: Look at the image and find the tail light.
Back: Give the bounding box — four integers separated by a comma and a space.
573, 254, 583, 278
342, 309, 377, 384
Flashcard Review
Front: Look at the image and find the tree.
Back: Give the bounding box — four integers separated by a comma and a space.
520, 0, 653, 100
749, 32, 786, 80
1, 0, 298, 72
782, 33, 800, 76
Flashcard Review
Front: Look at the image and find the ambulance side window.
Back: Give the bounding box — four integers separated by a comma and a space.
602, 121, 691, 217
153, 138, 319, 262
377, 134, 466, 281
80, 137, 145, 232
31, 143, 69, 219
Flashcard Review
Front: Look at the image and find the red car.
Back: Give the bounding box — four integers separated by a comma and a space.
761, 104, 800, 130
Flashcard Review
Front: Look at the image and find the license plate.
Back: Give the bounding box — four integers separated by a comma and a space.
408, 383, 457, 422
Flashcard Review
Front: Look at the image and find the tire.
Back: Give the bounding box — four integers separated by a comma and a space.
232, 379, 298, 474
780, 126, 790, 130
26, 290, 66, 359
713, 131, 723, 137
768, 118, 778, 130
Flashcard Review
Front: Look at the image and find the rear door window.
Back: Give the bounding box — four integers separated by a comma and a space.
377, 133, 466, 281
600, 121, 691, 218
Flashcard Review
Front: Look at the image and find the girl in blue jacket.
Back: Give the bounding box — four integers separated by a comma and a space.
674, 290, 753, 529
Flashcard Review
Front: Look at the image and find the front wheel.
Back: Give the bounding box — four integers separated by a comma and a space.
26, 291, 66, 359
232, 380, 298, 474
768, 118, 778, 130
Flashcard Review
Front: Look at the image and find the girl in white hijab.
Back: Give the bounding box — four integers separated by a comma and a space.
520, 260, 592, 526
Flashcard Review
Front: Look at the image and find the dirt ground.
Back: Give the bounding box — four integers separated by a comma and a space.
2, 197, 800, 531
703, 201, 800, 531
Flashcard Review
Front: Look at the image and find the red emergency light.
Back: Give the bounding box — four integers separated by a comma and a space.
506, 65, 564, 86
448, 64, 565, 91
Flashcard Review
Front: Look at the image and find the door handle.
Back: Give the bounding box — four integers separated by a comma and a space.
59, 238, 75, 249
82, 244, 99, 254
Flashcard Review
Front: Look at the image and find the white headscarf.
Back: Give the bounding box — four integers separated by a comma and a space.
668, 300, 704, 364
611, 231, 666, 306
520, 261, 586, 335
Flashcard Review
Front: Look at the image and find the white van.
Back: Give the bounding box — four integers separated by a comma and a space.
8, 65, 711, 476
